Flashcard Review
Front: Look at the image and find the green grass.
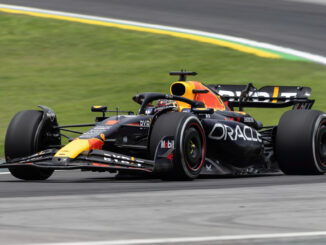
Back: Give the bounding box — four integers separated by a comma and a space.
1, 13, 326, 156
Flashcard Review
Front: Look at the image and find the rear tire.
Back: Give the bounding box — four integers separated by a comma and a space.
5, 110, 54, 180
275, 110, 326, 175
150, 112, 206, 180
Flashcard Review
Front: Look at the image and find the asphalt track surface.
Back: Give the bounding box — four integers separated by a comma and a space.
1, 0, 326, 244
2, 172, 326, 245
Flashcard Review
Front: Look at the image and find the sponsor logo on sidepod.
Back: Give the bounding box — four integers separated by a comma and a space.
209, 123, 262, 142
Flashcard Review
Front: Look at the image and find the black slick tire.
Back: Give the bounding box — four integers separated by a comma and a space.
5, 110, 54, 180
275, 110, 326, 175
150, 112, 206, 180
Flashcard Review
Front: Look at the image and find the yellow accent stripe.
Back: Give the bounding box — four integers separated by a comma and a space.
0, 7, 280, 59
272, 86, 279, 103
54, 139, 90, 159
233, 111, 247, 115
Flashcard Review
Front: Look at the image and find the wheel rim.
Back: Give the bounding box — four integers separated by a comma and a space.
317, 123, 326, 166
183, 123, 205, 172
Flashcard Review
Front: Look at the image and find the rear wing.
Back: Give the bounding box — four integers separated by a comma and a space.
207, 83, 314, 110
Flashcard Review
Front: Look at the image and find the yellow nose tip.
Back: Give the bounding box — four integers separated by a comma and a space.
54, 139, 91, 159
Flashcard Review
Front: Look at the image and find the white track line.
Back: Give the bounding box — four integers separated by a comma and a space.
1, 4, 326, 65
0, 172, 10, 175
287, 0, 326, 6
29, 231, 326, 245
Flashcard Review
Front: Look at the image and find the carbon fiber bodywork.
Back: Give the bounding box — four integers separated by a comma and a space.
1, 72, 315, 177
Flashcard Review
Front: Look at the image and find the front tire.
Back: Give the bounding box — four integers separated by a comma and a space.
5, 110, 54, 180
275, 110, 326, 175
150, 112, 206, 180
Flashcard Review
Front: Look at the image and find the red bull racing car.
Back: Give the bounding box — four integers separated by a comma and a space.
2, 71, 326, 180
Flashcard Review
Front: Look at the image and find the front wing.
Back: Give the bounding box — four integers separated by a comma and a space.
0, 149, 155, 173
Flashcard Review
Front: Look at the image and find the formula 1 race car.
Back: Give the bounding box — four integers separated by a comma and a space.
2, 71, 326, 180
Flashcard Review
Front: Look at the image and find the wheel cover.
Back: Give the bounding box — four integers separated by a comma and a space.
183, 123, 205, 172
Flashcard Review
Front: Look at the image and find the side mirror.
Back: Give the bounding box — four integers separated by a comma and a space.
91, 105, 107, 112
